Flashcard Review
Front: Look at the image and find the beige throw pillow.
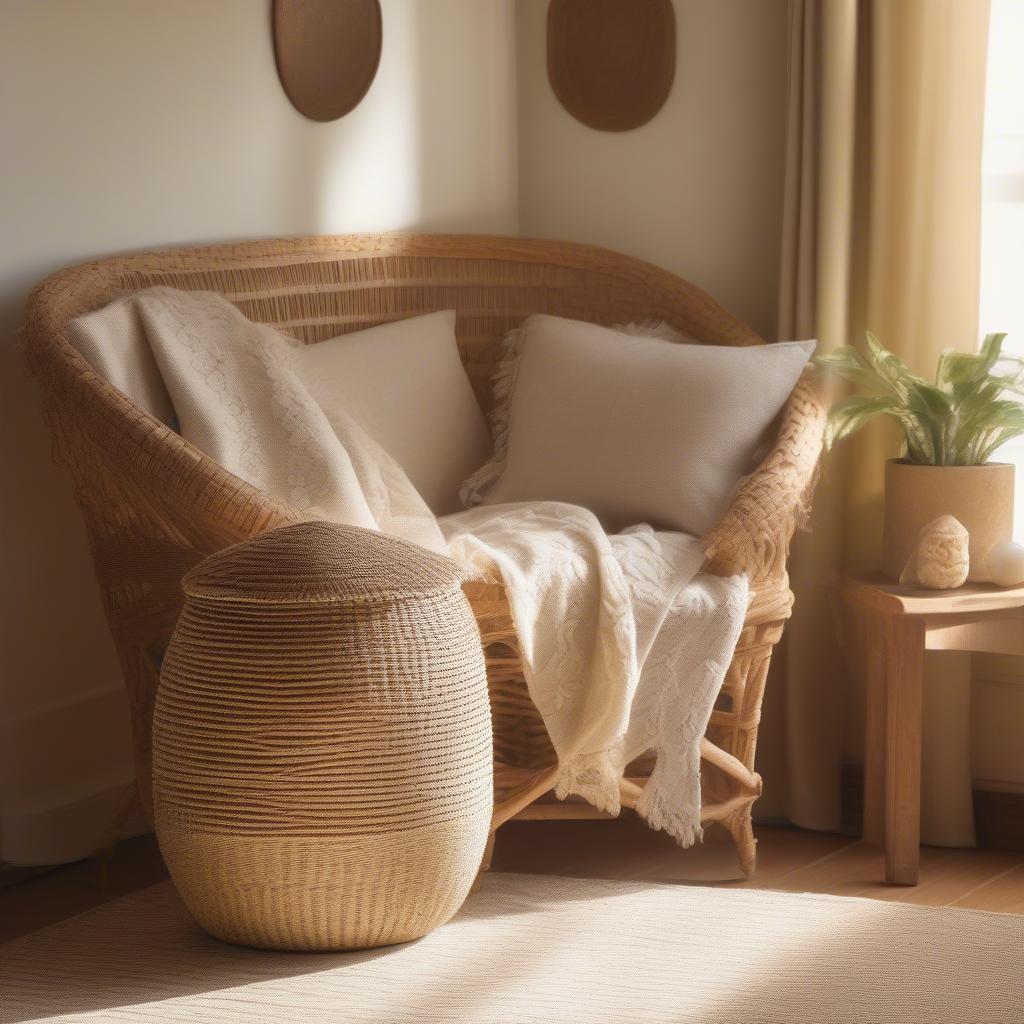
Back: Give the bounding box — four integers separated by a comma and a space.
292, 311, 491, 515
462, 315, 815, 537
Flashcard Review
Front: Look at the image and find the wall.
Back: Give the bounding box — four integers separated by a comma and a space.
516, 0, 1024, 819
515, 0, 790, 339
0, 0, 518, 864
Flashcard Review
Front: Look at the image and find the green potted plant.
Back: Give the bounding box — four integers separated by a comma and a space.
817, 332, 1024, 581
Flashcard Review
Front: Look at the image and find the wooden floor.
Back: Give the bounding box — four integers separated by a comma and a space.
3, 817, 1023, 944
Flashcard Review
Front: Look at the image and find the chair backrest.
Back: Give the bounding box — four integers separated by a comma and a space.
26, 233, 763, 414
21, 233, 766, 815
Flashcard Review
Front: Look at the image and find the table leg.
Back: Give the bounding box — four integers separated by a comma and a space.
862, 609, 887, 847
884, 616, 924, 885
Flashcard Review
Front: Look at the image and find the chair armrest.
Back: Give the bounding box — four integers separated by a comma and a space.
701, 375, 826, 584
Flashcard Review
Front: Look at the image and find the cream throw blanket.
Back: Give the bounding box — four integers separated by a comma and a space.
69, 288, 748, 846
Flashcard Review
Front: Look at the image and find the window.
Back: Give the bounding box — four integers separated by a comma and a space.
981, 0, 1024, 539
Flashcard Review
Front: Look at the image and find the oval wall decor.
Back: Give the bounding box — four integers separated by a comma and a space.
547, 0, 676, 132
273, 0, 382, 123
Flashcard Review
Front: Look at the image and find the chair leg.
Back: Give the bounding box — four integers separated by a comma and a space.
727, 805, 757, 878
472, 831, 497, 892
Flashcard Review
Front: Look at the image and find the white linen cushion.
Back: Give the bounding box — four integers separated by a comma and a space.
462, 314, 815, 536
292, 310, 491, 515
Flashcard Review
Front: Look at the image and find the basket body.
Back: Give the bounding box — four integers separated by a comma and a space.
152, 522, 492, 951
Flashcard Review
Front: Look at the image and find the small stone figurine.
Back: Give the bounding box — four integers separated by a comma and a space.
900, 515, 970, 589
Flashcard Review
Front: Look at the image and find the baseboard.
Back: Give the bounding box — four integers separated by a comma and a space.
841, 762, 1024, 852
0, 782, 150, 868
0, 684, 143, 866
973, 790, 1024, 852
0, 863, 59, 889
839, 761, 865, 836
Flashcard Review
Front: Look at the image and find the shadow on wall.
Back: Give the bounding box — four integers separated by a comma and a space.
410, 0, 518, 233
297, 0, 517, 235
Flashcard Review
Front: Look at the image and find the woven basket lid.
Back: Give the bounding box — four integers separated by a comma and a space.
183, 521, 467, 604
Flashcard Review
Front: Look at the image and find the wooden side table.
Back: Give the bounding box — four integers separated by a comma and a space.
837, 573, 1024, 885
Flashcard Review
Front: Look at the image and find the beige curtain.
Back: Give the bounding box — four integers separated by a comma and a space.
760, 0, 991, 830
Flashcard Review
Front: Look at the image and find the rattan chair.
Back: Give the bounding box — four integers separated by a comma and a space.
23, 234, 825, 877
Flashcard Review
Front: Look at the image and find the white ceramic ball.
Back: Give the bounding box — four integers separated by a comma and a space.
987, 541, 1024, 587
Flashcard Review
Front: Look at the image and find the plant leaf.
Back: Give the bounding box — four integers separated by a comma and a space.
967, 405, 1024, 464
901, 381, 954, 463
952, 398, 1024, 463
821, 329, 1024, 465
938, 333, 1006, 392
813, 347, 883, 390
823, 395, 899, 450
864, 332, 930, 394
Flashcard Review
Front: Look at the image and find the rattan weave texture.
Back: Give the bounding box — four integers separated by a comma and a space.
22, 234, 826, 878
153, 521, 492, 950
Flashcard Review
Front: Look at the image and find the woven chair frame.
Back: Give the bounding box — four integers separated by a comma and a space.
22, 233, 825, 877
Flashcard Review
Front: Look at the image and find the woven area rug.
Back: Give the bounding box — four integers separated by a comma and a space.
2, 872, 1022, 1023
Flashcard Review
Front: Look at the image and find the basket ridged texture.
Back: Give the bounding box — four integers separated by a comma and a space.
182, 518, 468, 604
153, 521, 492, 951
21, 233, 826, 876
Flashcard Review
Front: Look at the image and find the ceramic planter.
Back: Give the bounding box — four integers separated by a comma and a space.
883, 460, 1015, 582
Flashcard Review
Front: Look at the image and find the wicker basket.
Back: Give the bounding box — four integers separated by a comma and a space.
152, 521, 492, 951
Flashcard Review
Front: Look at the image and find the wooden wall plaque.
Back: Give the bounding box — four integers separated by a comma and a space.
273, 0, 382, 123
547, 0, 676, 132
